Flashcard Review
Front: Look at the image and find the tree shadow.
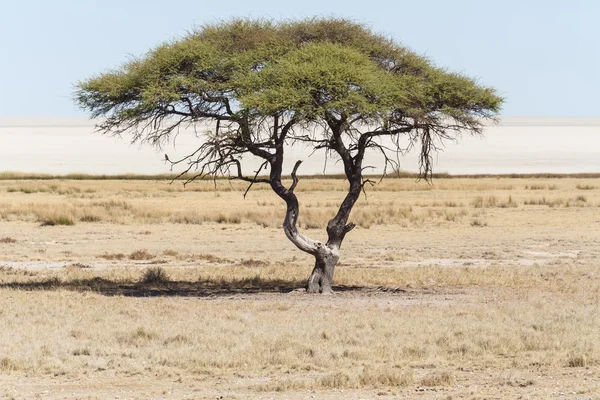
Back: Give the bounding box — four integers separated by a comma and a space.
0, 277, 371, 298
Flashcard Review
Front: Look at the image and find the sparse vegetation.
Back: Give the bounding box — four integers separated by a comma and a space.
0, 176, 599, 397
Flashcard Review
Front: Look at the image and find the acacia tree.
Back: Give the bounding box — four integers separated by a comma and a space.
76, 18, 502, 293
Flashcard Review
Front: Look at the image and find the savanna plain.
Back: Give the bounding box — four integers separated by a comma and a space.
0, 174, 599, 399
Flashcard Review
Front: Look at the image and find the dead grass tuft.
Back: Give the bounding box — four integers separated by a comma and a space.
239, 259, 270, 267
470, 219, 487, 227
359, 365, 414, 387
419, 371, 455, 386
566, 354, 588, 368
0, 237, 17, 243
79, 214, 102, 222
129, 250, 155, 261
98, 252, 126, 260
576, 184, 595, 190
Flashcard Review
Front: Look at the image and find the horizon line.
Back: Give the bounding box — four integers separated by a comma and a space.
1, 115, 600, 128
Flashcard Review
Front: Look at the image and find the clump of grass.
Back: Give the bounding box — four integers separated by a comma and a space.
523, 197, 565, 207
471, 196, 497, 208
526, 184, 546, 190
498, 195, 518, 208
215, 213, 242, 224
79, 214, 102, 222
359, 365, 414, 387
140, 266, 170, 284
576, 184, 595, 190
162, 249, 179, 257
72, 348, 91, 356
39, 215, 75, 226
0, 237, 17, 243
129, 250, 155, 261
65, 263, 92, 269
239, 259, 270, 267
566, 354, 587, 367
419, 371, 455, 386
0, 357, 23, 372
168, 214, 204, 224
470, 219, 487, 227
98, 252, 125, 260
575, 195, 587, 202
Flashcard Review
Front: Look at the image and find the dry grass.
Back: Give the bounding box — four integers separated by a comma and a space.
0, 176, 599, 398
1, 177, 598, 228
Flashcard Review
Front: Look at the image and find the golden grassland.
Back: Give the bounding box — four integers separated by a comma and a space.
0, 176, 599, 398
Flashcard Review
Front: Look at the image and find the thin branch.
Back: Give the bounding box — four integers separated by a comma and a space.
289, 160, 303, 193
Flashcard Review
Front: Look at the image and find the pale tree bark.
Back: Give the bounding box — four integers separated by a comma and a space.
269, 115, 366, 293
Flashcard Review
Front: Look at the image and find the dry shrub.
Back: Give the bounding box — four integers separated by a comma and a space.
129, 249, 154, 260
0, 237, 17, 243
140, 266, 170, 284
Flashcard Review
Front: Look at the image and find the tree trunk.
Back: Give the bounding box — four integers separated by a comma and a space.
306, 245, 340, 294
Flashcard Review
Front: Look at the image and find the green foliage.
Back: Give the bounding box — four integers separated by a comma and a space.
76, 17, 502, 133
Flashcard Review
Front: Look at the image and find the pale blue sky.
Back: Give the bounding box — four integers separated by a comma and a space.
1, 0, 598, 117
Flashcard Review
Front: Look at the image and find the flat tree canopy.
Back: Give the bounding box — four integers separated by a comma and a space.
76, 18, 503, 293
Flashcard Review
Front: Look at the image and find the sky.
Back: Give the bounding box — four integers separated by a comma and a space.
1, 0, 598, 117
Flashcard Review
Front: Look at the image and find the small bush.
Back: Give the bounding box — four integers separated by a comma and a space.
129, 249, 155, 260
471, 219, 487, 227
140, 266, 170, 284
0, 237, 17, 243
